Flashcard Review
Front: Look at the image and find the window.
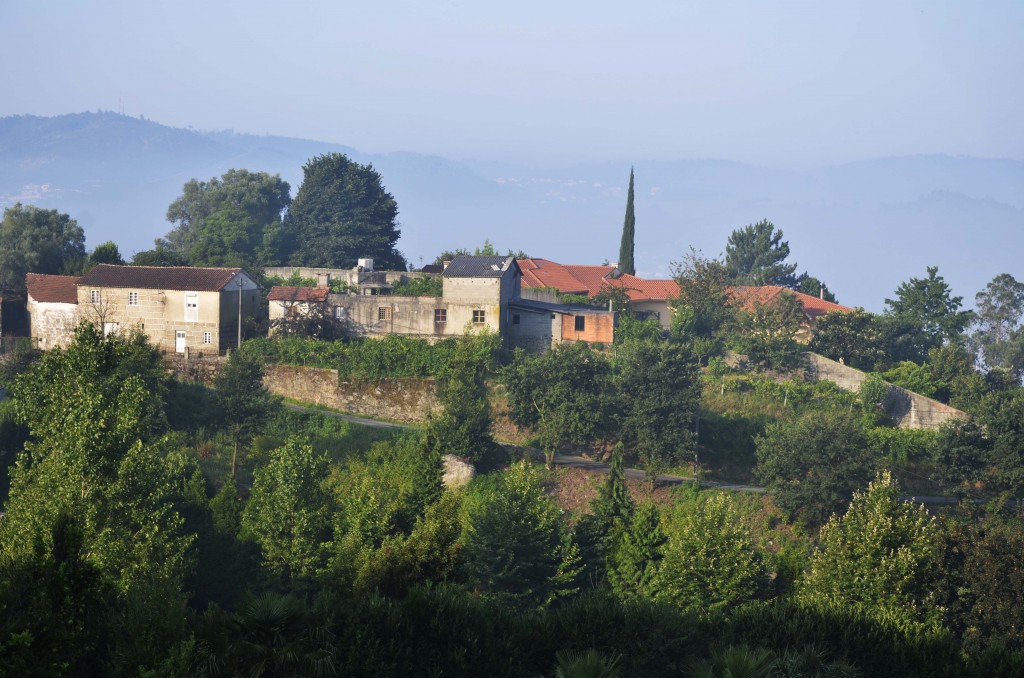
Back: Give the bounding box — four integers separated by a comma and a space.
512, 314, 521, 325
575, 316, 586, 332
90, 290, 100, 304
203, 332, 212, 345
184, 293, 198, 322
434, 308, 447, 323
128, 291, 139, 306
334, 306, 347, 320
473, 310, 486, 324
378, 306, 392, 320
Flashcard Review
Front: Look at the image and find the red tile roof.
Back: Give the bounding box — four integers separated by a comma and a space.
518, 259, 679, 301
267, 286, 330, 303
731, 286, 854, 319
26, 273, 80, 304
76, 264, 253, 292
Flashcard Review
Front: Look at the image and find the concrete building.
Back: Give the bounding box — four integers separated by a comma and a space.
52, 265, 263, 355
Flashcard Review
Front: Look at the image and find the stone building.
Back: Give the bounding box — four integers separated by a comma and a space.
28, 265, 263, 355
26, 273, 80, 349
269, 255, 616, 350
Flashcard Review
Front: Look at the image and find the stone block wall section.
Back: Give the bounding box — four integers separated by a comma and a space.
803, 352, 966, 430
261, 364, 440, 423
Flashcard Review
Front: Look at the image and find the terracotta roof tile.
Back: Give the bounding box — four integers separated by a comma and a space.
731, 285, 854, 318
76, 264, 254, 292
267, 286, 329, 302
518, 259, 680, 301
26, 273, 80, 304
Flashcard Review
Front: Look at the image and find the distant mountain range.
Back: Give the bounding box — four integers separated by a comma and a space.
1, 112, 1021, 310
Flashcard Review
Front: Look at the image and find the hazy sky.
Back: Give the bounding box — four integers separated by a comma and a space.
1, 0, 1019, 166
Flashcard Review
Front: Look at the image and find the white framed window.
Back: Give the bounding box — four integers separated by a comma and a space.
334, 306, 347, 320
128, 291, 139, 306
203, 332, 212, 345
184, 293, 199, 322
90, 290, 100, 304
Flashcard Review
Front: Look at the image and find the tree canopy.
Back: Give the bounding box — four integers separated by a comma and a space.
618, 167, 636, 275
0, 203, 86, 291
724, 219, 797, 287
972, 273, 1024, 375
161, 168, 292, 268
884, 266, 973, 351
284, 153, 405, 270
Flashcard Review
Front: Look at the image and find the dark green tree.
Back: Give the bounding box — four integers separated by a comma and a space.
972, 273, 1024, 375
794, 272, 837, 302
213, 350, 279, 477
462, 460, 582, 609
161, 168, 292, 268
755, 410, 877, 527
502, 343, 612, 469
580, 442, 636, 580
728, 291, 805, 368
884, 266, 973, 351
614, 340, 700, 476
618, 167, 636, 275
425, 331, 501, 465
87, 240, 124, 268
724, 219, 797, 287
808, 308, 886, 371
130, 245, 189, 267
284, 153, 405, 270
607, 501, 664, 596
0, 203, 86, 291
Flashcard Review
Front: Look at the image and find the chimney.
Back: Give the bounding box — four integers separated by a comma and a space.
819, 286, 824, 300
442, 260, 451, 270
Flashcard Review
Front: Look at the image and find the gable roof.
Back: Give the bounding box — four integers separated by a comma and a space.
731, 286, 854, 319
26, 273, 80, 304
518, 258, 679, 301
267, 286, 330, 303
76, 264, 255, 292
442, 256, 518, 278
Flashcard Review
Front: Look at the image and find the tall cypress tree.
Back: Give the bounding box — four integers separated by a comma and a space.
618, 168, 636, 275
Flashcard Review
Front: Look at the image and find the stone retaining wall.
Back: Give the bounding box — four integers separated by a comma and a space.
262, 364, 439, 423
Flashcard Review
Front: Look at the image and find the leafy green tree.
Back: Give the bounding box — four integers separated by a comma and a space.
213, 350, 278, 477
502, 343, 612, 469
972, 273, 1024, 375
425, 331, 501, 464
579, 443, 635, 581
618, 167, 636, 275
88, 240, 125, 268
161, 168, 291, 268
209, 477, 243, 536
883, 361, 939, 398
242, 438, 333, 585
284, 153, 405, 270
927, 343, 985, 407
884, 266, 973, 351
800, 471, 942, 632
648, 491, 765, 615
130, 245, 189, 267
614, 340, 699, 475
808, 308, 886, 370
724, 219, 797, 287
1, 326, 195, 672
0, 203, 86, 291
462, 461, 582, 609
755, 410, 877, 527
728, 291, 805, 368
670, 248, 734, 362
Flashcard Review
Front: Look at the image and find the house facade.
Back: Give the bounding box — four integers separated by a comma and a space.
269, 255, 616, 351
65, 265, 262, 354
26, 273, 81, 349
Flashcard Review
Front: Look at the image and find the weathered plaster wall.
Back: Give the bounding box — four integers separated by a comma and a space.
28, 299, 78, 349
262, 364, 440, 423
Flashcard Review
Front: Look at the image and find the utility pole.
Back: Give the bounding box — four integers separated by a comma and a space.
237, 276, 243, 349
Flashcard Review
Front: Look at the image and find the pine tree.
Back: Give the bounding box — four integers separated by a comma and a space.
618, 168, 636, 275
607, 501, 664, 596
590, 443, 635, 553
